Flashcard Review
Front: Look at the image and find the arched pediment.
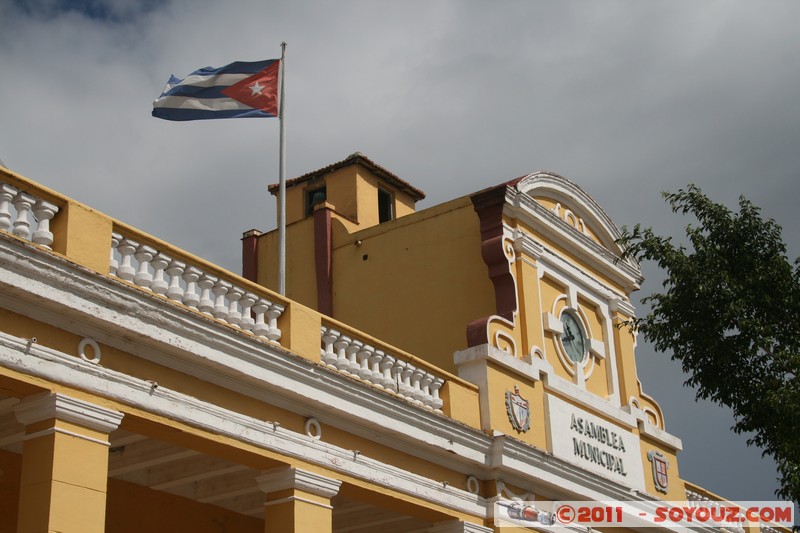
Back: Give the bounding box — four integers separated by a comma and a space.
512, 171, 641, 277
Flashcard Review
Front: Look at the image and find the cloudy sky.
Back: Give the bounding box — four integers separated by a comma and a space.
2, 0, 799, 509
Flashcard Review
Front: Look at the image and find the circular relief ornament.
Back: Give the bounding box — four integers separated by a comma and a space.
559, 310, 587, 364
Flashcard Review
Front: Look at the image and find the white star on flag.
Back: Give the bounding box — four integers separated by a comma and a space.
248, 81, 264, 96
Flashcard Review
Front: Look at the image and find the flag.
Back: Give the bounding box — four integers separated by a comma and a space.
152, 59, 280, 121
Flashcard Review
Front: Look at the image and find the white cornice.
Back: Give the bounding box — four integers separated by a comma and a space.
0, 234, 488, 470
0, 235, 693, 529
0, 329, 486, 516
0, 327, 698, 531
504, 188, 642, 292
256, 467, 342, 498
14, 391, 123, 434
454, 344, 639, 430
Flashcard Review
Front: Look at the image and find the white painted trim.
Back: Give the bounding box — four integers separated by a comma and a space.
0, 235, 487, 472
0, 328, 694, 523
506, 175, 642, 292
0, 235, 690, 524
14, 391, 123, 434
542, 312, 563, 334
21, 426, 111, 447
589, 338, 606, 358
456, 343, 639, 430
429, 520, 494, 533
262, 495, 334, 510
623, 406, 683, 450
0, 329, 486, 516
257, 466, 342, 499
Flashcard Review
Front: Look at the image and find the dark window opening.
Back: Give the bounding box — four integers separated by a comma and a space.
378, 188, 393, 223
306, 187, 327, 216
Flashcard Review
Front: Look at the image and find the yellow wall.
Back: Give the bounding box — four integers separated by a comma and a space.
331, 198, 496, 373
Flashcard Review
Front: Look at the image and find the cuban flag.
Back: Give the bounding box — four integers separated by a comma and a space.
152, 59, 280, 121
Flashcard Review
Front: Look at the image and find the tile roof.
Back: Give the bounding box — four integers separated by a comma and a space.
268, 152, 426, 201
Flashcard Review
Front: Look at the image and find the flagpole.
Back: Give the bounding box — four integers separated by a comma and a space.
278, 42, 287, 296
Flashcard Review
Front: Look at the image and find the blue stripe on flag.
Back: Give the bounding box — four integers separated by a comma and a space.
152, 107, 275, 121
161, 84, 231, 99
187, 59, 277, 77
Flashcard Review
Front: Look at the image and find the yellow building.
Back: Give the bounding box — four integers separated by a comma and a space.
0, 154, 789, 532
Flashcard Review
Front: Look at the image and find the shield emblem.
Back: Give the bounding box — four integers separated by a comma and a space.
505, 386, 531, 433
648, 450, 670, 493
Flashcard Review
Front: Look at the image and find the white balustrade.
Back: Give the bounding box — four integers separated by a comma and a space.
320, 326, 445, 412
109, 234, 286, 345
0, 182, 60, 249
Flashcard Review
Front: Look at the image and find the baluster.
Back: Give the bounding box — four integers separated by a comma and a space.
265, 303, 284, 342
109, 232, 121, 276
252, 299, 270, 337
400, 365, 415, 401
31, 199, 58, 249
11, 192, 35, 240
333, 334, 351, 373
419, 373, 434, 408
181, 266, 202, 309
430, 378, 444, 411
165, 260, 186, 302
226, 287, 244, 327
356, 344, 374, 380
391, 361, 406, 395
197, 274, 217, 315
380, 354, 396, 390
321, 327, 339, 368
116, 238, 138, 281
344, 340, 362, 375
368, 349, 384, 386
0, 184, 17, 231
238, 293, 256, 332
211, 280, 231, 321
411, 368, 425, 405
133, 245, 156, 289
150, 253, 171, 295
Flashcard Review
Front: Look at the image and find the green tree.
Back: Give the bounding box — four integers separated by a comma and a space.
617, 185, 800, 503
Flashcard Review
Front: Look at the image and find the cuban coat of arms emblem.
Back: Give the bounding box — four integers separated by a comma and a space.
648, 450, 670, 493
505, 385, 531, 433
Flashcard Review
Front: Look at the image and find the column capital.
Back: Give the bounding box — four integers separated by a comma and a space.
14, 392, 123, 434
429, 520, 494, 533
256, 466, 341, 499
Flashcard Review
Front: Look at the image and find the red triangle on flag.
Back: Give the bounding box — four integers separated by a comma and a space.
221, 60, 280, 116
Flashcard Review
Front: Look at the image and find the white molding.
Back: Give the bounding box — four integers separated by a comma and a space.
542, 312, 563, 334
0, 235, 690, 523
262, 495, 333, 510
22, 426, 111, 447
589, 338, 606, 359
257, 466, 342, 499
0, 329, 698, 528
609, 296, 636, 317
455, 344, 542, 383
456, 343, 638, 430
507, 174, 642, 291
14, 391, 123, 434
0, 234, 487, 471
0, 329, 486, 516
623, 406, 683, 451
429, 520, 493, 533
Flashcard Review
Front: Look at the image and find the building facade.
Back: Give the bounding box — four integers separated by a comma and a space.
0, 154, 788, 532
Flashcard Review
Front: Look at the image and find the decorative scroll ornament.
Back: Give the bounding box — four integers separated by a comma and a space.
505, 385, 530, 433
648, 450, 670, 493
